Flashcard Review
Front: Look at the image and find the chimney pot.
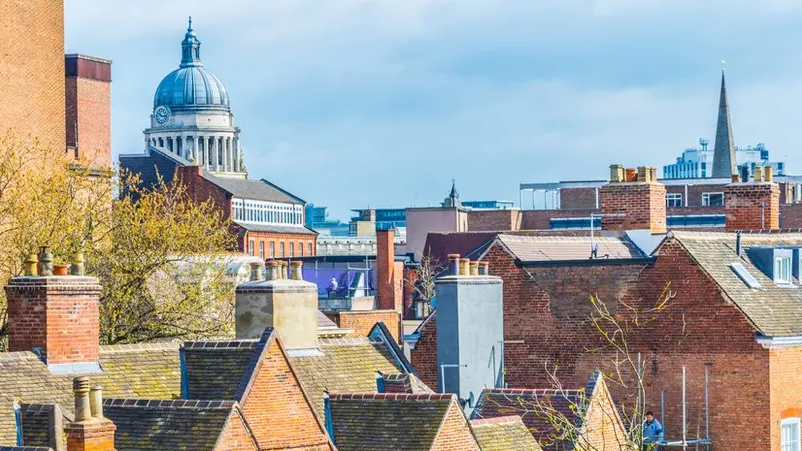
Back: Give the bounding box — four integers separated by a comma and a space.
478, 261, 489, 276
249, 262, 264, 282
459, 258, 470, 276
73, 377, 92, 422
23, 254, 38, 276
70, 252, 85, 276
731, 174, 740, 183
765, 166, 773, 182
469, 261, 479, 276
447, 254, 460, 275
290, 261, 303, 280
89, 385, 104, 418
38, 245, 53, 276
609, 164, 625, 183
754, 166, 764, 182
266, 261, 278, 281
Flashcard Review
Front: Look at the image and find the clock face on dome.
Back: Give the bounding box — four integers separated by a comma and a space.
154, 105, 171, 125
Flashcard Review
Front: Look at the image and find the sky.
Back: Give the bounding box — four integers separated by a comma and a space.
65, 0, 802, 220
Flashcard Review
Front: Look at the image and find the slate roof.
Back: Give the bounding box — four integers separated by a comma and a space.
328, 393, 456, 451
103, 399, 246, 451
183, 339, 257, 400
292, 337, 412, 419
0, 447, 53, 451
671, 231, 802, 337
202, 172, 302, 204
18, 404, 65, 450
470, 416, 544, 451
494, 234, 645, 262
0, 342, 181, 446
471, 389, 585, 449
182, 326, 425, 422
232, 221, 318, 235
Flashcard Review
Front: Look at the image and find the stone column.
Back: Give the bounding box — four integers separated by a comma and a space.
212, 136, 219, 171
193, 136, 199, 163
233, 137, 239, 172
226, 137, 233, 172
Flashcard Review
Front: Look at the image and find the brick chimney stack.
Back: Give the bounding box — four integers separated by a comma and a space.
65, 376, 116, 451
5, 259, 102, 374
725, 166, 779, 231
599, 165, 667, 234
376, 227, 402, 312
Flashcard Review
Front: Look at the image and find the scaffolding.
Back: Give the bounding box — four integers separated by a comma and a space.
657, 365, 712, 450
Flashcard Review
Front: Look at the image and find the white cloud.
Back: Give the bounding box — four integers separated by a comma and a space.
64, 0, 802, 219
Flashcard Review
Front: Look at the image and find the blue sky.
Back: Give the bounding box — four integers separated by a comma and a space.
65, 0, 802, 220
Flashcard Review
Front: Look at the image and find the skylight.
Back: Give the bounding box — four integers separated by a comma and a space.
730, 263, 762, 289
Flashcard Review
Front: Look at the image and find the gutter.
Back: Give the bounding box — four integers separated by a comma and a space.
516, 257, 656, 268
755, 334, 802, 349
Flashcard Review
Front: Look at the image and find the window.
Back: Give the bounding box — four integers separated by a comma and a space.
280, 242, 285, 257
782, 418, 801, 451
299, 242, 304, 257
702, 192, 724, 207
775, 256, 792, 284
289, 242, 294, 257
666, 193, 683, 208
248, 239, 255, 256
308, 242, 313, 256
259, 241, 265, 259
270, 241, 275, 258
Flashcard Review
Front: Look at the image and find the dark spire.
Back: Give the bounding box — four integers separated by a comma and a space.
180, 16, 202, 68
712, 68, 736, 178
449, 179, 459, 201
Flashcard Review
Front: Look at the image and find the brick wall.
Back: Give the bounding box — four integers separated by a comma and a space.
430, 399, 481, 450
413, 239, 775, 450
520, 209, 598, 230
65, 55, 111, 168
5, 277, 101, 365
560, 187, 599, 209
0, 0, 66, 152
770, 347, 802, 451
410, 313, 437, 389
245, 231, 316, 259
780, 204, 802, 229
327, 310, 401, 343
600, 181, 666, 233
217, 410, 259, 451
376, 230, 402, 311
725, 182, 779, 231
239, 336, 332, 450
466, 210, 521, 231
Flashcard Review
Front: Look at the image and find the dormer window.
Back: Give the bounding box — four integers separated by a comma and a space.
775, 255, 792, 285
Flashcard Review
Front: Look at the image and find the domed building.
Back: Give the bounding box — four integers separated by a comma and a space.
143, 18, 244, 178
122, 19, 318, 257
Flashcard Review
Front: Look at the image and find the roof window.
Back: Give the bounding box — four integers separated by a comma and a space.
730, 263, 761, 289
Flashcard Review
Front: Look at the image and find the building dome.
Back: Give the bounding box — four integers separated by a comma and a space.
153, 18, 229, 112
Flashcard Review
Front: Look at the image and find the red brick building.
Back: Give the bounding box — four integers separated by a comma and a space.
65, 54, 112, 168
412, 168, 802, 451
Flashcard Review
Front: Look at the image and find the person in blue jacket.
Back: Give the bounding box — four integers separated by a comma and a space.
643, 411, 664, 450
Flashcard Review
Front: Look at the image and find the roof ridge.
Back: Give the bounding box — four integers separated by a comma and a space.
99, 341, 181, 353
483, 388, 584, 396
103, 398, 237, 410
182, 339, 258, 349
328, 392, 455, 401
469, 415, 524, 426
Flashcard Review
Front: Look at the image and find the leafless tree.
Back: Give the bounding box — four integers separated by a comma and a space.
407, 254, 444, 316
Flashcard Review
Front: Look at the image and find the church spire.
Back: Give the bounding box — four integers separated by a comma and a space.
712, 66, 736, 178
180, 16, 202, 68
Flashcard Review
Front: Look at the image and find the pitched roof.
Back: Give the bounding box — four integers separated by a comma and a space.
202, 172, 302, 204
18, 404, 66, 450
292, 337, 412, 419
494, 234, 645, 262
471, 388, 585, 449
0, 343, 181, 445
424, 232, 498, 265
671, 231, 802, 336
103, 399, 247, 451
0, 447, 53, 451
232, 221, 318, 235
183, 339, 257, 400
470, 416, 544, 451
328, 393, 456, 451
